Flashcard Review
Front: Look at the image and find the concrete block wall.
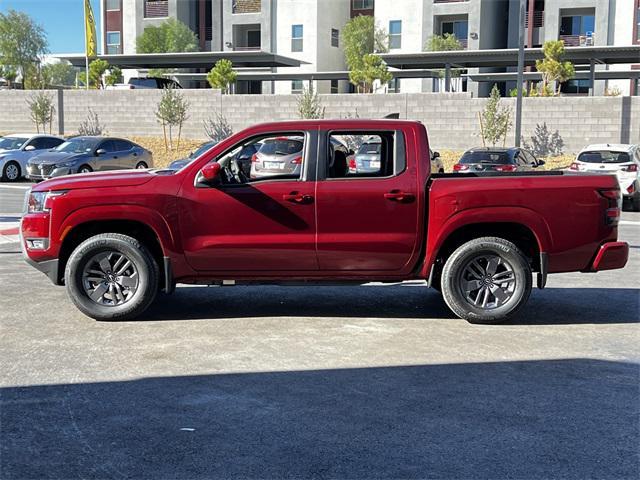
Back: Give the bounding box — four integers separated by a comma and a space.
0, 90, 638, 153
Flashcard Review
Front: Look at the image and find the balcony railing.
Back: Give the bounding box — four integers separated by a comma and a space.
232, 0, 261, 14
559, 34, 595, 47
144, 0, 168, 18
434, 0, 468, 3
525, 10, 544, 28
232, 46, 261, 51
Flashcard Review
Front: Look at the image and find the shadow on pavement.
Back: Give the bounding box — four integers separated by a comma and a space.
140, 286, 639, 325
2, 359, 638, 479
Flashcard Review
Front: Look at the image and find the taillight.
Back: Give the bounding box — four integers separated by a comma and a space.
599, 188, 622, 227
348, 158, 356, 170
494, 165, 517, 172
627, 184, 635, 194
290, 156, 302, 165
623, 164, 638, 172
570, 162, 580, 171
453, 164, 469, 171
251, 154, 258, 163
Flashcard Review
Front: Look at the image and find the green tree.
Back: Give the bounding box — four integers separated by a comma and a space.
156, 87, 190, 151
136, 18, 199, 53
26, 91, 55, 133
41, 62, 77, 87
105, 66, 122, 86
206, 59, 237, 93
0, 10, 48, 87
535, 40, 575, 96
349, 54, 392, 94
479, 85, 512, 147
342, 15, 388, 92
79, 59, 110, 89
296, 86, 325, 119
425, 33, 464, 92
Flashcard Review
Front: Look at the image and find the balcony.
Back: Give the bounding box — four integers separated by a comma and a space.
232, 0, 261, 14
144, 0, 168, 18
559, 34, 595, 47
525, 10, 544, 28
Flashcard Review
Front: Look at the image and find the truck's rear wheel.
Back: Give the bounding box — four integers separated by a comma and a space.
64, 233, 159, 321
441, 237, 532, 324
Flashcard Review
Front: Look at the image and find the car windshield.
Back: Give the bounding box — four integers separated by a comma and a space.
259, 139, 303, 156
55, 138, 99, 154
0, 137, 27, 150
460, 151, 511, 164
578, 151, 631, 164
357, 142, 381, 155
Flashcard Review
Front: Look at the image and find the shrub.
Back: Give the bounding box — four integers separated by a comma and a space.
78, 108, 106, 136
203, 112, 233, 142
478, 85, 512, 147
297, 86, 325, 119
26, 91, 55, 133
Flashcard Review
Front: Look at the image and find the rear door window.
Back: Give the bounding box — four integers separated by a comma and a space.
326, 132, 400, 178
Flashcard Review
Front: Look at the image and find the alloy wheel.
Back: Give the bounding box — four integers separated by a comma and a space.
459, 254, 516, 310
5, 164, 19, 180
81, 251, 139, 306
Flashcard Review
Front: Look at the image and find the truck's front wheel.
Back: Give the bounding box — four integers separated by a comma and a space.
441, 237, 532, 324
64, 233, 159, 321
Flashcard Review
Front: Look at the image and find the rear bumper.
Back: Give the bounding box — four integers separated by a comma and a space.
589, 241, 629, 272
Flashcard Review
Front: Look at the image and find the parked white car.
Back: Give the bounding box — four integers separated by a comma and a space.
0, 134, 65, 182
570, 143, 640, 211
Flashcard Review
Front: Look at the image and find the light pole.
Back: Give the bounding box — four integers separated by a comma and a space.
514, 0, 526, 147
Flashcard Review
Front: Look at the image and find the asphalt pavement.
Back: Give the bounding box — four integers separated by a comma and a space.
0, 183, 639, 479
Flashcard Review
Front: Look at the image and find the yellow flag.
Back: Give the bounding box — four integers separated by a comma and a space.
84, 0, 97, 58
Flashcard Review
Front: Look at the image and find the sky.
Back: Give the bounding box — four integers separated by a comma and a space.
0, 0, 102, 53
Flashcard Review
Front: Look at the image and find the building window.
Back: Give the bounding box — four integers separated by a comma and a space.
292, 24, 303, 52
106, 0, 120, 11
352, 0, 374, 9
292, 80, 304, 94
636, 6, 640, 41
106, 31, 121, 54
331, 79, 339, 93
388, 77, 400, 93
331, 28, 339, 47
389, 20, 401, 49
144, 0, 168, 18
441, 20, 468, 42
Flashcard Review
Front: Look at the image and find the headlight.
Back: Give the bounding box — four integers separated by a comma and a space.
26, 191, 67, 213
56, 161, 76, 168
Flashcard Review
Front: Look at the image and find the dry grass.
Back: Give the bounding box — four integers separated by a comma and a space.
130, 136, 206, 168
438, 149, 574, 172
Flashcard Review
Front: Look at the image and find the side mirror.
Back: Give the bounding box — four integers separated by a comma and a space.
24, 145, 35, 151
537, 159, 545, 166
201, 162, 221, 183
95, 148, 107, 156
433, 151, 440, 159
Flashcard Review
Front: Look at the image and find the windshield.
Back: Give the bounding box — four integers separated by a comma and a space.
460, 151, 511, 164
357, 142, 381, 155
55, 138, 98, 154
259, 139, 303, 156
578, 151, 631, 164
0, 137, 27, 150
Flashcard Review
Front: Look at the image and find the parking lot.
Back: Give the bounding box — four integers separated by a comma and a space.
1, 183, 639, 479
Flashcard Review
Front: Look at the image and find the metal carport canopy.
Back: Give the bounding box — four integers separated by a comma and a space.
56, 51, 307, 69
381, 45, 640, 69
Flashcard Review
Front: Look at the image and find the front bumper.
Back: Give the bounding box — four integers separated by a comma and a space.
20, 229, 60, 284
589, 242, 629, 272
26, 165, 73, 181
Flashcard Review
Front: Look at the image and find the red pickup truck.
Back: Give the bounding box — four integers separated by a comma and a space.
21, 119, 628, 324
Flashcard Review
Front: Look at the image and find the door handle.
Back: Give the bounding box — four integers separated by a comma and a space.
283, 192, 314, 204
384, 190, 415, 203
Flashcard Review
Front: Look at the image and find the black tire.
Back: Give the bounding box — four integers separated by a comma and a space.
78, 165, 93, 174
135, 161, 148, 169
2, 161, 21, 182
632, 192, 640, 212
441, 237, 532, 324
64, 233, 159, 321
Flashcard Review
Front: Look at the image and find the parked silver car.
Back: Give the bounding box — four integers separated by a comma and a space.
250, 136, 304, 179
26, 136, 153, 181
0, 134, 64, 181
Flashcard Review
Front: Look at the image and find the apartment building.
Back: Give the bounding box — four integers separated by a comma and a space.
101, 0, 640, 96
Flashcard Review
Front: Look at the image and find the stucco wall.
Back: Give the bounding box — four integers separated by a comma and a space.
0, 90, 638, 153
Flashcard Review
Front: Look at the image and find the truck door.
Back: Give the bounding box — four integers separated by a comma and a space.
178, 130, 319, 272
315, 129, 421, 273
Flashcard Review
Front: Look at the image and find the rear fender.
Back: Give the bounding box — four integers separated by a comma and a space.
421, 206, 552, 277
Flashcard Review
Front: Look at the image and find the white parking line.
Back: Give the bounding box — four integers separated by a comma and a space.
0, 184, 31, 190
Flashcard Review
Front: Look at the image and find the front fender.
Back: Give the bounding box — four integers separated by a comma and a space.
421, 206, 553, 277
